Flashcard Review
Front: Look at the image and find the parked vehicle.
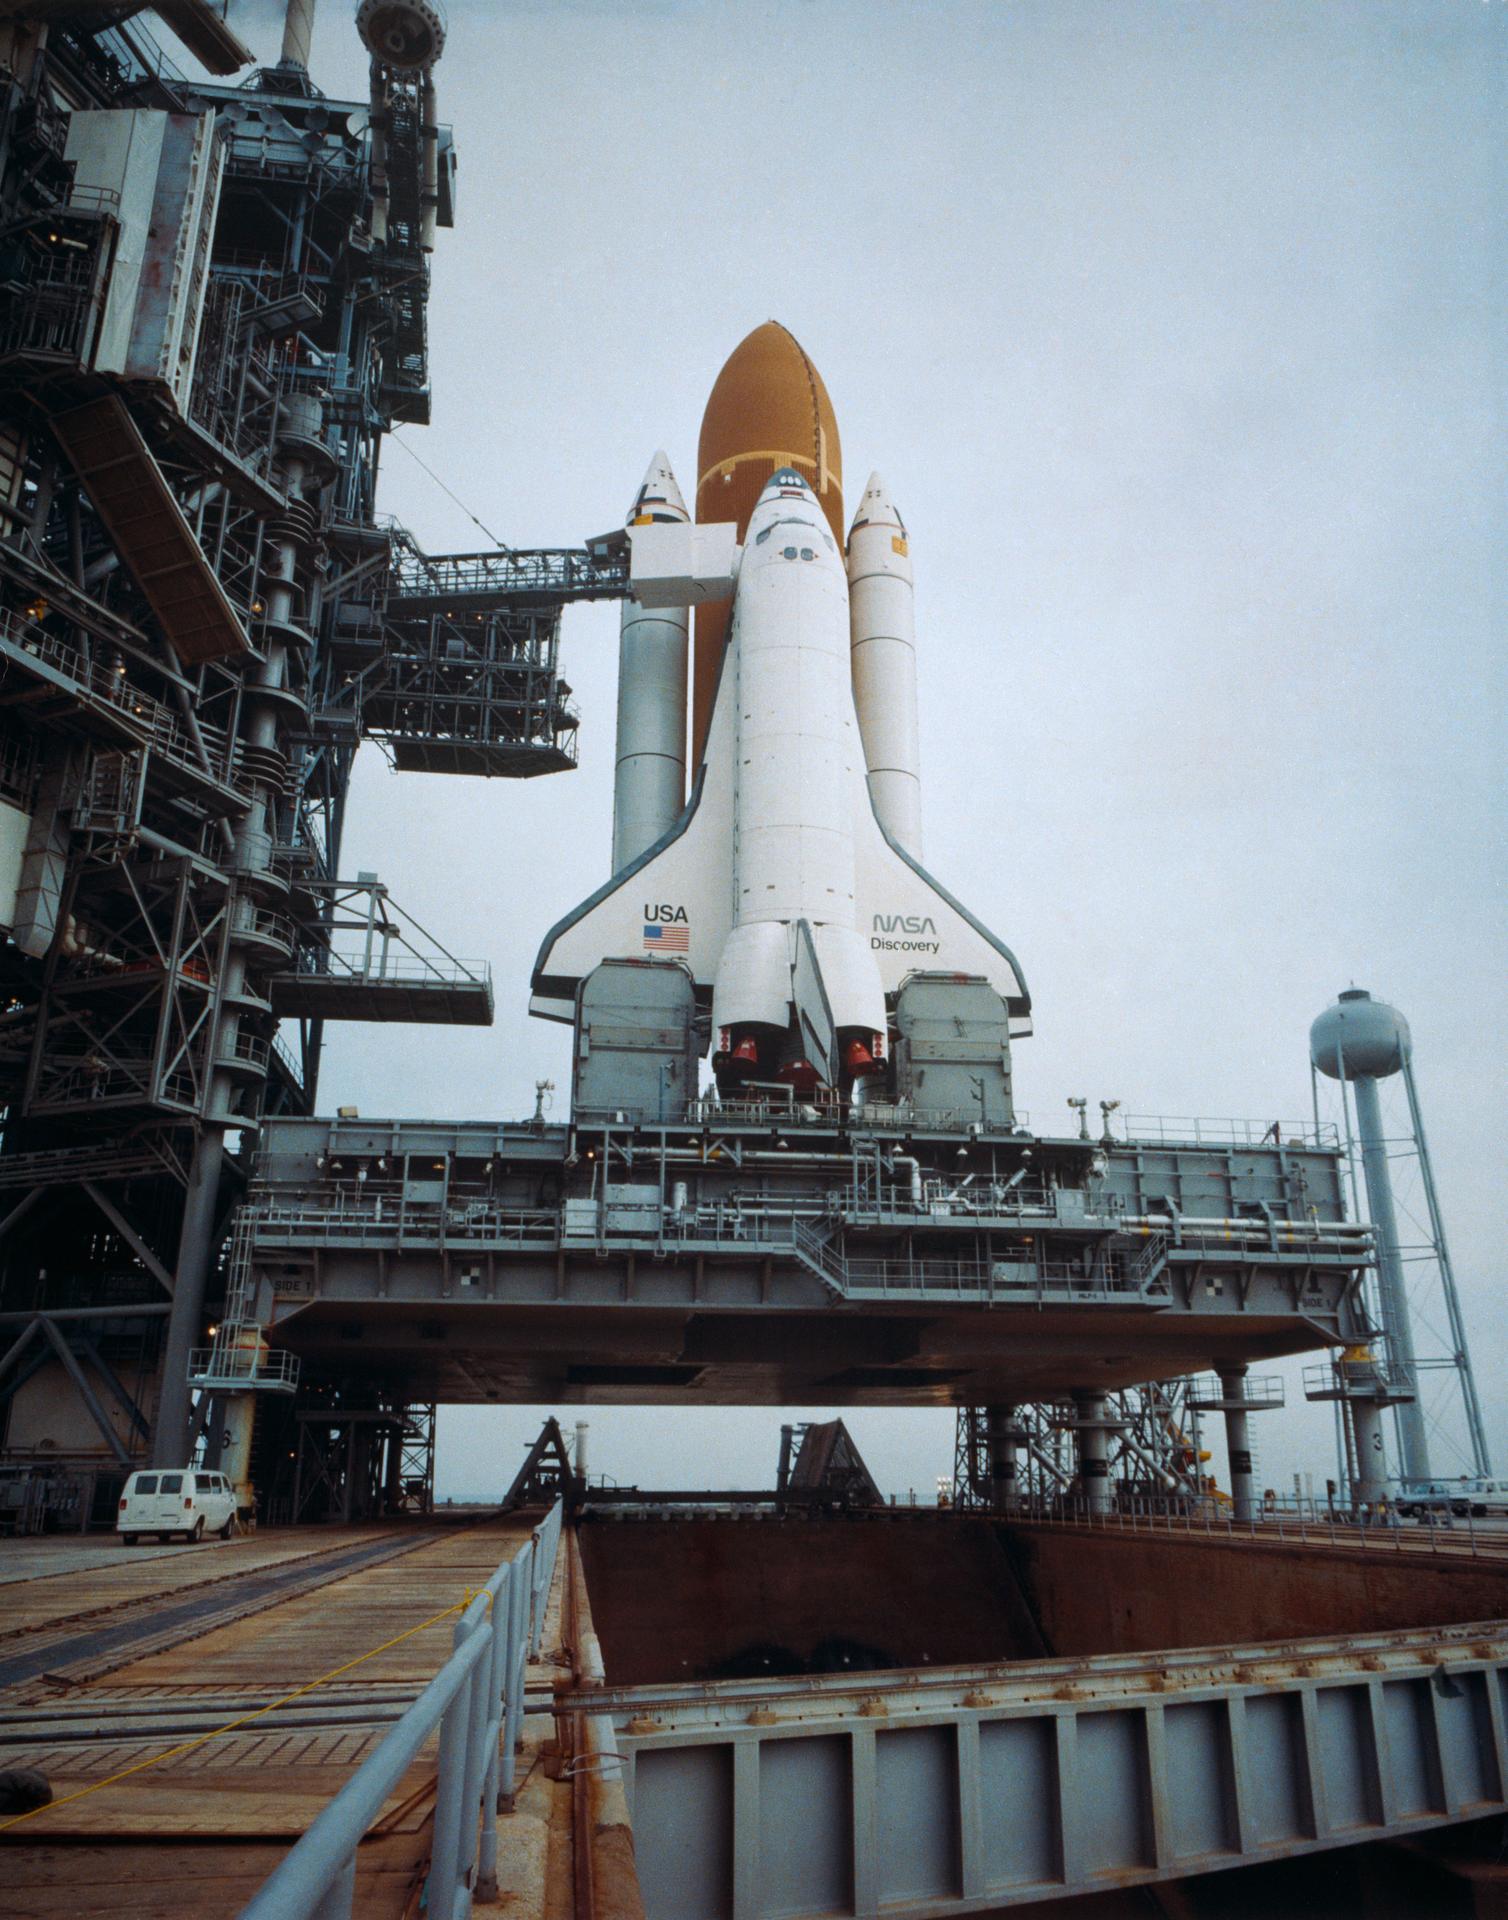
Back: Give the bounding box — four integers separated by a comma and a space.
1436, 1478, 1508, 1519
1393, 1478, 1495, 1519
117, 1469, 238, 1544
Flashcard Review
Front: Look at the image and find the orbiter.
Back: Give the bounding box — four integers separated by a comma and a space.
531, 323, 1028, 1094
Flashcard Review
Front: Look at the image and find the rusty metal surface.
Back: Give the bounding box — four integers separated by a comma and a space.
564, 1529, 646, 1920
570, 1616, 1508, 1726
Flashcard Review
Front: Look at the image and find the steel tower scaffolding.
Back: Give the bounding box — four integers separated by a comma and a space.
0, 3, 619, 1525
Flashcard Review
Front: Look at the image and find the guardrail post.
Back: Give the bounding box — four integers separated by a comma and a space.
458, 1605, 494, 1900
476, 1563, 511, 1899
529, 1509, 556, 1655
429, 1611, 478, 1920
500, 1543, 530, 1809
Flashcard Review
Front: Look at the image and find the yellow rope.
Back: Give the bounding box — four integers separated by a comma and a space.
0, 1583, 491, 1834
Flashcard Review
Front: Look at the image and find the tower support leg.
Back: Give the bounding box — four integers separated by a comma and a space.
153, 1130, 223, 1467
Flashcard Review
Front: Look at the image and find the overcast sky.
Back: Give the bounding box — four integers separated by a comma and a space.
221, 0, 1504, 1502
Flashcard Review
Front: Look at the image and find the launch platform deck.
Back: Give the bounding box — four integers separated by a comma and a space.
0, 1514, 571, 1920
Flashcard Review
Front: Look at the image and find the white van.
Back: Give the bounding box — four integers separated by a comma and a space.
117, 1469, 238, 1544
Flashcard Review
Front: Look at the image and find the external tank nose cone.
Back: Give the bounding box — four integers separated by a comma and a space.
696, 322, 843, 541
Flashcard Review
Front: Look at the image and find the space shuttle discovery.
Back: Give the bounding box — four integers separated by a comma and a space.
531, 323, 1029, 1095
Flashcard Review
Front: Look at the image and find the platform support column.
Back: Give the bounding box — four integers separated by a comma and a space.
986, 1405, 1019, 1512
222, 1393, 257, 1518
1219, 1368, 1257, 1523
1350, 1395, 1387, 1512
1074, 1392, 1113, 1515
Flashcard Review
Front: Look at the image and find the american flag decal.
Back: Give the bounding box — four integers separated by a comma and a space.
643, 922, 689, 953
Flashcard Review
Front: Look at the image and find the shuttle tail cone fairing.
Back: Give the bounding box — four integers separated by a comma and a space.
531, 467, 1030, 1086
847, 470, 921, 858
611, 453, 689, 874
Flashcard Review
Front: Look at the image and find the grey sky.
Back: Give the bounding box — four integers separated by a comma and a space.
225, 0, 1504, 1500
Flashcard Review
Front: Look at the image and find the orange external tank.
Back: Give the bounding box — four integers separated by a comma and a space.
693, 322, 843, 767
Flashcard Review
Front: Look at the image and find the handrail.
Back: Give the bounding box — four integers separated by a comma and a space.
239, 1501, 564, 1920
0, 607, 246, 796
1002, 1492, 1488, 1559
1117, 1113, 1340, 1149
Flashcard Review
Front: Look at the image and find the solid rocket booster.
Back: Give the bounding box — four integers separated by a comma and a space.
611, 453, 689, 872
847, 472, 922, 857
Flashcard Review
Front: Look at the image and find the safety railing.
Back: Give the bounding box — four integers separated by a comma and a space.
572, 1098, 1034, 1137
1301, 1357, 1410, 1402
1117, 1113, 1341, 1150
283, 877, 491, 996
0, 607, 247, 797
1006, 1492, 1496, 1558
271, 1029, 305, 1092
239, 1500, 563, 1920
291, 949, 492, 987
842, 1255, 1153, 1301
188, 1345, 300, 1392
1183, 1370, 1288, 1411
245, 1193, 559, 1250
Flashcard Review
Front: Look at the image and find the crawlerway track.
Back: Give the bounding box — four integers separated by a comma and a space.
0, 1525, 446, 1689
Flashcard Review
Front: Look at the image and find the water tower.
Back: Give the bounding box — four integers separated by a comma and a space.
1310, 989, 1490, 1487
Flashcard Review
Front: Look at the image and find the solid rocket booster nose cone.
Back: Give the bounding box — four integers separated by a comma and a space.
848, 470, 903, 536
627, 451, 688, 526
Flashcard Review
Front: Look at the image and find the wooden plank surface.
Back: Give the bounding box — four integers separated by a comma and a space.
0, 1516, 548, 1917
102, 1526, 522, 1689
0, 1529, 406, 1639
7, 1833, 425, 1920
